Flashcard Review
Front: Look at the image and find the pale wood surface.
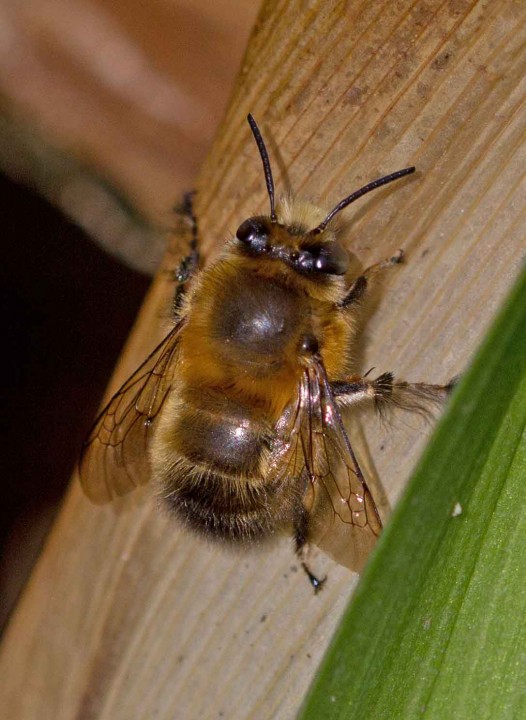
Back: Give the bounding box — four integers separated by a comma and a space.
1, 1, 525, 718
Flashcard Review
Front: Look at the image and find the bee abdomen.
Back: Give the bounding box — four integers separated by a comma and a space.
162, 464, 276, 543
173, 399, 270, 476
151, 388, 299, 544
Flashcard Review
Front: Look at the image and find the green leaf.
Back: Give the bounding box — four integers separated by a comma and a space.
299, 263, 526, 720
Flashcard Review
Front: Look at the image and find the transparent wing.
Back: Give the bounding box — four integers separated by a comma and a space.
301, 360, 382, 572
269, 359, 382, 573
79, 322, 183, 504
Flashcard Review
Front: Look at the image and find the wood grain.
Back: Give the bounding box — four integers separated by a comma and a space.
1, 1, 525, 718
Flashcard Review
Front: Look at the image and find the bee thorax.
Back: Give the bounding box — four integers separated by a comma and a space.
212, 274, 302, 362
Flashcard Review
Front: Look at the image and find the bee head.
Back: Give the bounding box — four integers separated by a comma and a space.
243, 114, 415, 277
236, 215, 350, 276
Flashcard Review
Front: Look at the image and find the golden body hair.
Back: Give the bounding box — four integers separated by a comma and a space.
150, 207, 354, 543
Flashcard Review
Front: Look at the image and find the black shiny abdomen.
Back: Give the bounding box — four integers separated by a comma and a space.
175, 392, 267, 476
159, 392, 299, 544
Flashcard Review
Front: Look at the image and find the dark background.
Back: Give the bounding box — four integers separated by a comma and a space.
0, 173, 150, 630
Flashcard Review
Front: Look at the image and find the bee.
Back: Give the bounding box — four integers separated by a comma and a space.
80, 114, 451, 591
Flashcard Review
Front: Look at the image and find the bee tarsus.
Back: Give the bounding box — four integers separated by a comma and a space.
339, 248, 405, 308
301, 562, 327, 594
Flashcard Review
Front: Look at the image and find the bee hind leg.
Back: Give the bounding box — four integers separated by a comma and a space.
293, 511, 326, 594
331, 373, 456, 417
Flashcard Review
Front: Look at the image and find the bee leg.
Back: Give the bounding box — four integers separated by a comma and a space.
293, 511, 327, 594
340, 249, 404, 307
172, 191, 200, 315
331, 373, 455, 415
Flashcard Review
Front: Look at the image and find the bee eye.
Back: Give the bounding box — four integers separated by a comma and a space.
236, 217, 270, 254
296, 243, 349, 276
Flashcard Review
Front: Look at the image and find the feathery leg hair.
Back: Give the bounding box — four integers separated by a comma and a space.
331, 372, 455, 420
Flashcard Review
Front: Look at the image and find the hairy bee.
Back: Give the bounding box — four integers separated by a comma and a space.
80, 115, 450, 590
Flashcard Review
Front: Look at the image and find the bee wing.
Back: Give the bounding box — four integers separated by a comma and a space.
299, 360, 382, 572
79, 322, 183, 504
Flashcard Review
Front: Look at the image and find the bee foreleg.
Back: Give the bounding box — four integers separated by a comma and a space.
293, 510, 326, 594
172, 191, 200, 315
339, 249, 404, 307
331, 373, 455, 418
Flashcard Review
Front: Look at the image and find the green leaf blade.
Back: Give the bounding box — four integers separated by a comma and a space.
299, 264, 526, 720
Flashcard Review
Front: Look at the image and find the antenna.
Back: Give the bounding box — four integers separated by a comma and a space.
310, 167, 416, 235
247, 114, 277, 222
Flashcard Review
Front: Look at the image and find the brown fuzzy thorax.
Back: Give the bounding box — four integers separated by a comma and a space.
177, 251, 352, 421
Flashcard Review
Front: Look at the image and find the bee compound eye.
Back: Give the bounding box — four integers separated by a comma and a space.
316, 243, 349, 275
236, 217, 270, 254
296, 250, 315, 273
296, 242, 350, 275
